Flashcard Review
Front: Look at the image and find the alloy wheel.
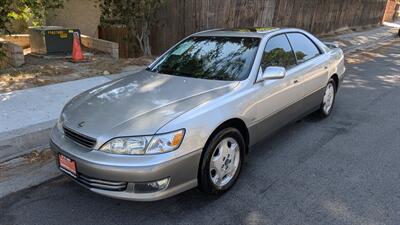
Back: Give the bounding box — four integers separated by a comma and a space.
323, 82, 335, 114
209, 137, 241, 188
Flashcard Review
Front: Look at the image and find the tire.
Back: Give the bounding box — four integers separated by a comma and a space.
198, 127, 245, 195
316, 78, 337, 117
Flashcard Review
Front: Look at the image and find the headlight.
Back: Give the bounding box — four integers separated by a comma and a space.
146, 129, 185, 154
99, 129, 185, 155
100, 136, 150, 155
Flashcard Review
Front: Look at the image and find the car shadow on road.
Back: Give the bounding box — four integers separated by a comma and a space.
0, 113, 341, 225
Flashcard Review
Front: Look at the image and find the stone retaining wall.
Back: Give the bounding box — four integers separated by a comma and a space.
0, 40, 25, 67
81, 35, 119, 59
0, 33, 119, 68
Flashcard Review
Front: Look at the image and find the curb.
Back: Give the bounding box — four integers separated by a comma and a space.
0, 120, 55, 163
0, 148, 61, 199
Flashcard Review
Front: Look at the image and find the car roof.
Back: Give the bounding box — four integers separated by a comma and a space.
192, 27, 281, 38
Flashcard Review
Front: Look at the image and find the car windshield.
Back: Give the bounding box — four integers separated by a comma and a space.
147, 36, 260, 81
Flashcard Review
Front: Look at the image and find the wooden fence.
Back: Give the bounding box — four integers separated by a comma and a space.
150, 0, 276, 55
98, 25, 130, 58
273, 0, 387, 33
149, 0, 388, 55
99, 0, 389, 57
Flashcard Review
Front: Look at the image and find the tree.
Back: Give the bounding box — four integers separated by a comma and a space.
0, 0, 64, 59
24, 0, 64, 26
1, 0, 64, 34
0, 0, 15, 59
0, 0, 19, 35
99, 0, 164, 56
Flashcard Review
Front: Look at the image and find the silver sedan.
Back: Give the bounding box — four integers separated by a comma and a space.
50, 27, 345, 201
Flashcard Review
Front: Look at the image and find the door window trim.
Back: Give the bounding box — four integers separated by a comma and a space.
254, 31, 325, 84
260, 33, 298, 69
285, 32, 323, 64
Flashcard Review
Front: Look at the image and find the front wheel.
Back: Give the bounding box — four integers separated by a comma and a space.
316, 78, 337, 117
198, 127, 245, 195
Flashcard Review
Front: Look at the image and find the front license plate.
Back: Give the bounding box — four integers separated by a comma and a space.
59, 154, 77, 177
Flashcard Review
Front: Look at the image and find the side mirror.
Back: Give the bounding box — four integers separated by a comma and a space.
260, 66, 286, 81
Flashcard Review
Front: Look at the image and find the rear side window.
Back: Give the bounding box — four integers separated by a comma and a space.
261, 34, 296, 69
286, 33, 321, 63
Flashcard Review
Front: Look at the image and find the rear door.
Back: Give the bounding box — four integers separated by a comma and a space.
286, 32, 330, 102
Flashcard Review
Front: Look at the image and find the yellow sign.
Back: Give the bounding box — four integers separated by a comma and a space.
48, 30, 69, 38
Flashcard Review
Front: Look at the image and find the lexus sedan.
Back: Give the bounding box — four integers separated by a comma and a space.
51, 27, 345, 201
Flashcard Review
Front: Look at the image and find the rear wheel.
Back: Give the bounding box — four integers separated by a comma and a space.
316, 78, 337, 117
198, 127, 245, 195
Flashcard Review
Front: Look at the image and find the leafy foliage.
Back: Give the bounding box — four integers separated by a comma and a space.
0, 0, 64, 60
25, 0, 65, 26
99, 0, 164, 56
262, 48, 296, 69
1, 0, 64, 34
0, 0, 15, 34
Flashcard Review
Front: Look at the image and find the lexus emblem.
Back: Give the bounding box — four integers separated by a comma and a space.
78, 121, 85, 128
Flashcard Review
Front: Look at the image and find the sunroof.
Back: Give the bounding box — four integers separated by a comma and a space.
221, 27, 277, 33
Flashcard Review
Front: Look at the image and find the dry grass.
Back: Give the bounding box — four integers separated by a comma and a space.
0, 53, 153, 93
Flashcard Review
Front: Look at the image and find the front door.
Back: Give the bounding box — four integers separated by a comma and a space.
250, 34, 306, 143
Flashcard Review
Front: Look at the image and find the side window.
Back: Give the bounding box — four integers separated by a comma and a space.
286, 33, 321, 63
261, 34, 296, 70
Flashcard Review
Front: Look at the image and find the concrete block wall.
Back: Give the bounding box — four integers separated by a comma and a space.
81, 35, 119, 59
0, 40, 25, 67
47, 0, 101, 37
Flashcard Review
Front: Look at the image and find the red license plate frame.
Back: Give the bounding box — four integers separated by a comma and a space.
58, 154, 77, 177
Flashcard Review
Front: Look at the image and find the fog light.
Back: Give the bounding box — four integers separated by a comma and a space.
134, 178, 170, 193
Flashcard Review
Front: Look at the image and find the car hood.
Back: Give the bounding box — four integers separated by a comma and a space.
62, 70, 237, 141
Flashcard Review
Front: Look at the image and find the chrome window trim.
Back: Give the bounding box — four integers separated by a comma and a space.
252, 29, 328, 84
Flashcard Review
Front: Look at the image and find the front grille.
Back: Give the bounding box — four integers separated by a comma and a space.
77, 174, 128, 191
63, 126, 96, 148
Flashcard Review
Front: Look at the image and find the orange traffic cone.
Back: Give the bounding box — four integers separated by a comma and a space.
72, 32, 84, 62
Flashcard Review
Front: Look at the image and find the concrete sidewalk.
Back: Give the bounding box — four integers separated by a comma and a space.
0, 24, 399, 198
0, 76, 110, 160
0, 67, 145, 159
323, 20, 400, 53
0, 68, 144, 198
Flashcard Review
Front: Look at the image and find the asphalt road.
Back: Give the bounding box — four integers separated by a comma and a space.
1, 40, 400, 225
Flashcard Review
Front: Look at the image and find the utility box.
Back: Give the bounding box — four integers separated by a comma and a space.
29, 26, 81, 55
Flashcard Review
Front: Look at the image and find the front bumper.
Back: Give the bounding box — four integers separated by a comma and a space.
50, 127, 202, 201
